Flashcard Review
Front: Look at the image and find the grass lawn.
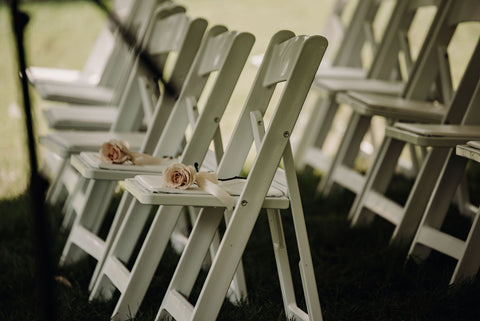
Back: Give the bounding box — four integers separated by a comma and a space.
1, 171, 480, 320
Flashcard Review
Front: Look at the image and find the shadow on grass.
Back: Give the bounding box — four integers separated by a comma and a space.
1, 170, 480, 320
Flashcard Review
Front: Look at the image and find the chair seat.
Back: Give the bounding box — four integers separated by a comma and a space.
70, 152, 175, 180
124, 176, 290, 209
39, 131, 145, 158
35, 82, 114, 105
314, 78, 404, 95
386, 124, 480, 147
26, 66, 89, 85
467, 141, 480, 149
456, 142, 480, 163
251, 54, 366, 79
43, 105, 118, 130
338, 91, 445, 121
316, 65, 366, 79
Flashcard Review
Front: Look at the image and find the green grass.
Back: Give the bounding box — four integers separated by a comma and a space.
1, 172, 480, 321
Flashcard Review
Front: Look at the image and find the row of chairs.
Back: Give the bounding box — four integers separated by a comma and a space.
32, 1, 327, 320
31, 0, 480, 319
291, 0, 480, 286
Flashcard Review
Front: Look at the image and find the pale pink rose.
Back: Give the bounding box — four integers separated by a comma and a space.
100, 139, 132, 164
162, 163, 197, 189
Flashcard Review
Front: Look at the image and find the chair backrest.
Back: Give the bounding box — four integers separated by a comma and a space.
216, 31, 327, 187
331, 0, 382, 68
367, 0, 444, 81
176, 31, 327, 320
105, 2, 188, 105
461, 63, 480, 126
454, 40, 480, 126
143, 26, 255, 156
110, 11, 207, 134
404, 0, 480, 102
319, 0, 350, 52
82, 0, 167, 85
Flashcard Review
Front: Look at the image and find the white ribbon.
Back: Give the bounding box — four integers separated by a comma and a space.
195, 172, 234, 211
162, 163, 234, 211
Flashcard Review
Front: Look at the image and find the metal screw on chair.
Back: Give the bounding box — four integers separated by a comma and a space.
241, 200, 248, 206
283, 131, 290, 138
214, 117, 220, 123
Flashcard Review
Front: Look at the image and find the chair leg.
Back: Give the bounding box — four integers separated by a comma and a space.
109, 205, 184, 321
267, 208, 322, 321
452, 212, 480, 283
318, 111, 371, 196
294, 93, 339, 170
391, 147, 451, 246
156, 207, 225, 321
60, 180, 117, 266
45, 159, 68, 206
409, 154, 468, 261
61, 177, 88, 231
283, 142, 323, 320
349, 136, 404, 225
89, 191, 135, 291
454, 175, 477, 218
214, 209, 248, 303
89, 200, 155, 302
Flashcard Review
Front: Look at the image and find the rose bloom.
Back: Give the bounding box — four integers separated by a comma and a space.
162, 163, 196, 189
100, 139, 132, 164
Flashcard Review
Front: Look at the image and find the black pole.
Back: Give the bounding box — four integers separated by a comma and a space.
8, 1, 55, 321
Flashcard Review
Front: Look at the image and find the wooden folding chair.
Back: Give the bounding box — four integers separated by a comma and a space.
30, 0, 168, 106
251, 0, 380, 79
319, 0, 381, 77
401, 78, 480, 284
60, 24, 254, 276
41, 11, 207, 207
39, 2, 186, 133
294, 0, 444, 186
437, 140, 480, 282
348, 1, 480, 246
26, 0, 137, 87
92, 30, 327, 321
60, 27, 255, 321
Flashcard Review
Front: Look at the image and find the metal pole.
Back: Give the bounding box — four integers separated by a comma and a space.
8, 1, 55, 321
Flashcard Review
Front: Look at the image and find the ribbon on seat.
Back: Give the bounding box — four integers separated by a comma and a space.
162, 162, 235, 211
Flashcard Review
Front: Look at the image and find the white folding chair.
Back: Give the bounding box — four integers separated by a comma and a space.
26, 0, 136, 87
348, 2, 480, 246
92, 30, 327, 321
37, 1, 185, 131
319, 0, 381, 77
29, 0, 167, 105
251, 0, 379, 79
400, 75, 480, 283
436, 140, 480, 282
294, 0, 444, 185
60, 24, 254, 274
39, 2, 187, 133
41, 11, 207, 207
61, 26, 255, 321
